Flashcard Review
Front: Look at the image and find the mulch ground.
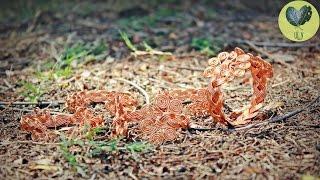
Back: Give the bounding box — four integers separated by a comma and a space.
0, 1, 319, 179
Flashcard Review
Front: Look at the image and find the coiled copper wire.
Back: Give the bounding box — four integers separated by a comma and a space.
20, 48, 273, 143
204, 47, 273, 126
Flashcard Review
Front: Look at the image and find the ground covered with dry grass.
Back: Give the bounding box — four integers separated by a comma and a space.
0, 1, 319, 179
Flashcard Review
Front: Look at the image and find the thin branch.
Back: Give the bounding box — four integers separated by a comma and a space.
1, 106, 70, 116
132, 50, 172, 57
243, 40, 316, 73
115, 78, 150, 104
0, 141, 60, 147
167, 65, 205, 71
236, 95, 319, 131
0, 101, 65, 106
243, 40, 285, 64
189, 95, 320, 132
188, 126, 222, 132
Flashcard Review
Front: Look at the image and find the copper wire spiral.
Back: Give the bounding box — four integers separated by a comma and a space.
127, 91, 190, 144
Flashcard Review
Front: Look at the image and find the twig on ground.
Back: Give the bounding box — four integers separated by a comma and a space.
188, 124, 223, 132
189, 95, 320, 132
243, 40, 285, 64
132, 50, 173, 57
271, 79, 290, 88
167, 65, 205, 71
0, 105, 70, 116
0, 141, 60, 147
243, 40, 316, 73
0, 101, 65, 106
115, 78, 150, 104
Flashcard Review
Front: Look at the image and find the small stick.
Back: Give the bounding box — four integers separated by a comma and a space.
243, 40, 285, 64
1, 106, 70, 116
271, 79, 290, 88
189, 95, 320, 132
167, 65, 205, 71
0, 141, 60, 147
235, 95, 319, 131
132, 50, 172, 57
243, 40, 316, 74
115, 78, 150, 104
0, 101, 65, 106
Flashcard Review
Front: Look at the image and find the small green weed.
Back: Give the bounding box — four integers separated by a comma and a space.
91, 41, 108, 56
191, 37, 224, 56
59, 130, 151, 175
119, 30, 138, 52
60, 41, 107, 66
19, 81, 45, 102
89, 139, 119, 157
85, 127, 105, 141
89, 138, 152, 157
36, 41, 108, 80
119, 31, 170, 57
125, 141, 151, 153
143, 41, 154, 52
59, 134, 86, 176
59, 44, 89, 67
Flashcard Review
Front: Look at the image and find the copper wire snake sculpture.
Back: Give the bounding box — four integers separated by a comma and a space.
20, 47, 273, 144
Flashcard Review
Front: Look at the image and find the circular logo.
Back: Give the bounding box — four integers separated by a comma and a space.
278, 0, 319, 42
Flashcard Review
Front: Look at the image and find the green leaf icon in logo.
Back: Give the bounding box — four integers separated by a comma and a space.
286, 5, 312, 28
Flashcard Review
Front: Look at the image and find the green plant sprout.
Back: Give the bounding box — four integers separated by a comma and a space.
143, 41, 154, 52
120, 30, 172, 57
59, 134, 87, 176
191, 37, 224, 56
119, 30, 138, 52
19, 81, 45, 102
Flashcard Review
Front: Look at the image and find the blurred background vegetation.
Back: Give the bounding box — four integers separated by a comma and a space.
1, 0, 319, 25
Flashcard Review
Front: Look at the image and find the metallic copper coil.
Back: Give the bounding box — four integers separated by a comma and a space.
185, 101, 210, 117
20, 47, 273, 143
165, 114, 189, 129
66, 90, 137, 115
205, 47, 273, 126
153, 92, 171, 110
148, 130, 166, 145
161, 127, 177, 142
167, 99, 183, 113
44, 115, 72, 128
